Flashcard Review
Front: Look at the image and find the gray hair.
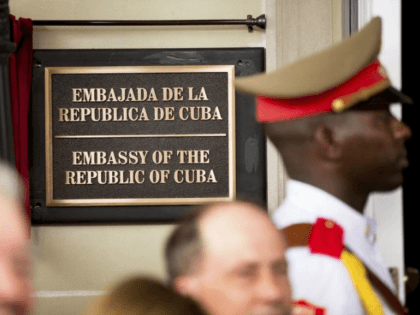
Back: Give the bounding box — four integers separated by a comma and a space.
165, 205, 207, 286
0, 160, 25, 205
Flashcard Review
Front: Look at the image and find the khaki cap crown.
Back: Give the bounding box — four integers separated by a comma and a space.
235, 17, 382, 97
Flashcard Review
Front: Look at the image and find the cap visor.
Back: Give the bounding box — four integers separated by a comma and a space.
361, 87, 413, 105
387, 86, 413, 104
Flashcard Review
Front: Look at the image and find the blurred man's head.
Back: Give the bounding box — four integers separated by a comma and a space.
166, 201, 292, 315
0, 162, 32, 315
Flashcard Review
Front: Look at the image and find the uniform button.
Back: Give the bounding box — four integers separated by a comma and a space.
364, 225, 370, 237
325, 220, 334, 228
369, 233, 377, 243
332, 99, 345, 112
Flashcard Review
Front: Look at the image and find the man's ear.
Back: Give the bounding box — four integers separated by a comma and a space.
173, 275, 199, 297
313, 125, 343, 161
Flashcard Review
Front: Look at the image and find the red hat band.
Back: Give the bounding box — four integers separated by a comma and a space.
256, 60, 390, 122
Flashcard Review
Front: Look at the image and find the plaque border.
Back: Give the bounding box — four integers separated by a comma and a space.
45, 65, 236, 206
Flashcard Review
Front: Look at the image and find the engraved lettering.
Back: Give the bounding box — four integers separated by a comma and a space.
137, 151, 148, 164
76, 171, 86, 184
177, 150, 210, 164
80, 108, 91, 121
154, 107, 175, 121
82, 88, 96, 102
177, 106, 222, 121
162, 87, 173, 101
118, 151, 128, 165
128, 107, 138, 121
196, 169, 206, 183
207, 169, 217, 183
152, 151, 163, 164
71, 151, 149, 165
117, 88, 126, 102
179, 107, 188, 121
149, 170, 160, 184
173, 87, 184, 101
72, 151, 83, 165
70, 108, 80, 121
97, 151, 107, 165
135, 170, 145, 184
198, 87, 209, 101
103, 108, 112, 121
146, 88, 158, 102
82, 151, 96, 165
97, 88, 107, 102
113, 108, 123, 121
86, 171, 97, 184
72, 88, 82, 102
171, 169, 217, 184
212, 106, 222, 120
59, 108, 70, 121
65, 171, 76, 184
126, 89, 136, 102
174, 170, 183, 183
129, 151, 139, 165
107, 152, 117, 165
138, 107, 150, 121
119, 170, 129, 184
188, 87, 209, 101
108, 170, 119, 184
107, 89, 117, 102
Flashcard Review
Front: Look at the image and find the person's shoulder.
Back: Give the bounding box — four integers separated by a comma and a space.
286, 244, 364, 314
284, 218, 365, 314
282, 217, 345, 258
271, 201, 316, 228
286, 218, 347, 272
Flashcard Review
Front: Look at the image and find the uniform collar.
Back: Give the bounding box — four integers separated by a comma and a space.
284, 179, 376, 247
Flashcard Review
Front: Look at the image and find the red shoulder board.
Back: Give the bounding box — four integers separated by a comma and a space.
293, 299, 326, 315
308, 218, 344, 259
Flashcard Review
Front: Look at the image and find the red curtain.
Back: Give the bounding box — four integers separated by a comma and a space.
9, 15, 33, 219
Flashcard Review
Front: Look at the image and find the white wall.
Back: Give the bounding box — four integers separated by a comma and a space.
12, 0, 265, 50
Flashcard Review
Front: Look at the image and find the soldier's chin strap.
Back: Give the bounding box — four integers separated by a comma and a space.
282, 223, 408, 315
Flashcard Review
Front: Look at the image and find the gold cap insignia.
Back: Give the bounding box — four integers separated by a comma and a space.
332, 99, 346, 112
325, 220, 335, 229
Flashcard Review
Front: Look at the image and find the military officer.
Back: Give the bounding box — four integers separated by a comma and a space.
235, 17, 412, 315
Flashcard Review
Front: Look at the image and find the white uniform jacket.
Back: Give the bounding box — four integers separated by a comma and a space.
272, 180, 399, 315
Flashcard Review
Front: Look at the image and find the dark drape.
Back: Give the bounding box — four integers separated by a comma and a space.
9, 15, 33, 219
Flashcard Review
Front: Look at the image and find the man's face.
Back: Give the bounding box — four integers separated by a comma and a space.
178, 204, 292, 315
0, 193, 32, 315
337, 104, 411, 193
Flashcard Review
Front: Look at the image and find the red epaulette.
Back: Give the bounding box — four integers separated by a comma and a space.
293, 300, 326, 315
308, 218, 344, 259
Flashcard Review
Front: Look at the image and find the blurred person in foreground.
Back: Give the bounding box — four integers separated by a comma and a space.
84, 276, 207, 315
165, 201, 292, 315
235, 17, 412, 315
0, 161, 33, 315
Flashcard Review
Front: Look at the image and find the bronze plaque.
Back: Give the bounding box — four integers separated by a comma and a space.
45, 65, 235, 206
